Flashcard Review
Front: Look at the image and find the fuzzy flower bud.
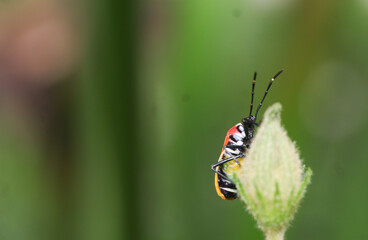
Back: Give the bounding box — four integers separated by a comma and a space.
233, 103, 312, 240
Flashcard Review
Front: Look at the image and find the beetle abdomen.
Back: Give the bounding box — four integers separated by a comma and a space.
217, 168, 238, 200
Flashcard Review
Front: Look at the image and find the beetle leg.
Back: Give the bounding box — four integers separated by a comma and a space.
229, 153, 242, 167
224, 147, 243, 167
211, 155, 243, 184
255, 119, 263, 126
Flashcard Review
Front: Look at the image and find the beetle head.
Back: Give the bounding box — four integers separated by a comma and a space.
242, 115, 256, 138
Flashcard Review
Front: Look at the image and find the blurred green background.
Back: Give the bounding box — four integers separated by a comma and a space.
0, 0, 368, 239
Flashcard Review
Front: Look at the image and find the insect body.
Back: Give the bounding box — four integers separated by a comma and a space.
211, 70, 284, 200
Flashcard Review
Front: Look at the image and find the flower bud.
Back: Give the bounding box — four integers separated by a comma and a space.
233, 103, 312, 240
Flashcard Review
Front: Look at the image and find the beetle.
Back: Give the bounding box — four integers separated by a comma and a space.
211, 70, 284, 200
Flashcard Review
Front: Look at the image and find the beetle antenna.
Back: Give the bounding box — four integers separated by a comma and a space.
255, 69, 284, 119
249, 72, 257, 116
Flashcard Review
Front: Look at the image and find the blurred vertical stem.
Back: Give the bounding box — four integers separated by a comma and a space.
77, 0, 139, 239
265, 230, 285, 240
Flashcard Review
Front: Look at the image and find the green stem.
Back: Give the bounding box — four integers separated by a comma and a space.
265, 228, 285, 240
